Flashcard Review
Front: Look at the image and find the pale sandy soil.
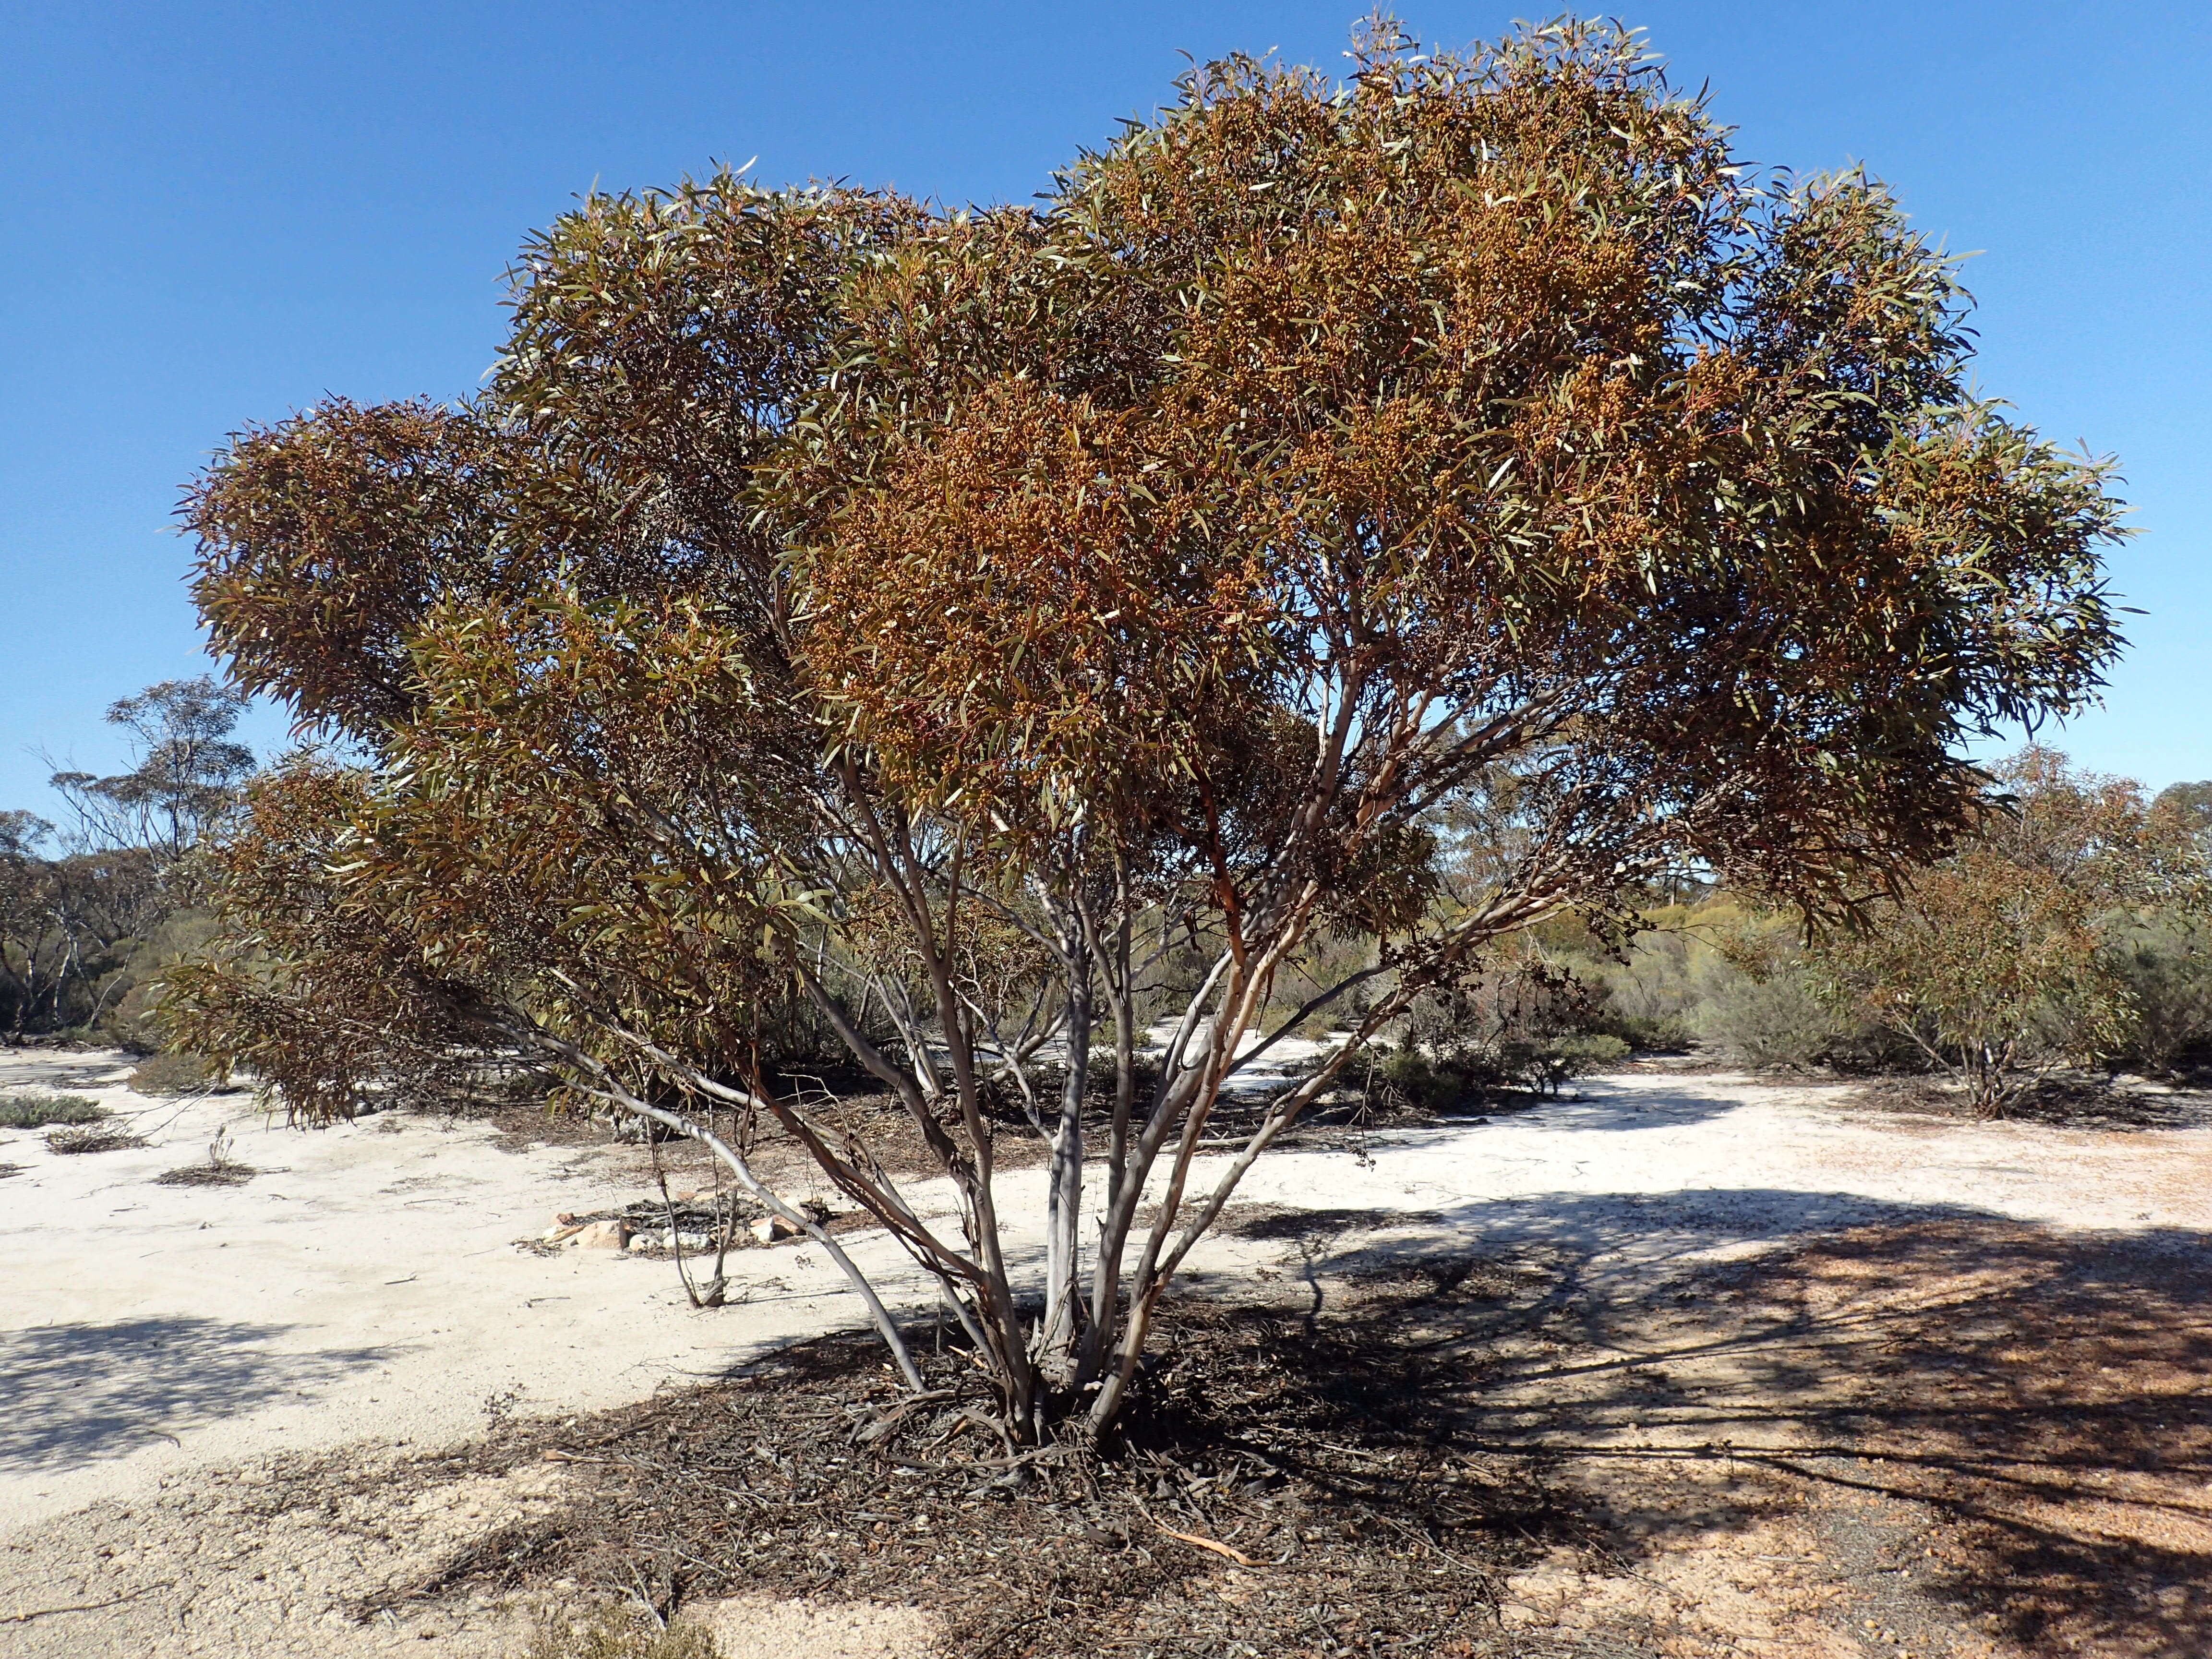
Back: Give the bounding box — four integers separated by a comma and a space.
2, 1050, 2206, 1658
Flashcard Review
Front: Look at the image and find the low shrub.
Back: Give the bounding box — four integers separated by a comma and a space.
522, 1607, 719, 1659
128, 1051, 225, 1095
153, 1126, 256, 1186
0, 1091, 106, 1129
46, 1124, 148, 1154
1696, 966, 1844, 1069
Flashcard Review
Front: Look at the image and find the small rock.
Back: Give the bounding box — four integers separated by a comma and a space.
750, 1213, 803, 1245
568, 1219, 629, 1250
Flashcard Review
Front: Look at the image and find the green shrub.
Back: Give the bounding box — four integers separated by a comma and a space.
2107, 916, 2212, 1075
1379, 961, 1628, 1108
128, 1051, 226, 1095
0, 1091, 106, 1129
1554, 1032, 1631, 1073
520, 1607, 720, 1659
101, 909, 223, 1054
1695, 965, 1844, 1069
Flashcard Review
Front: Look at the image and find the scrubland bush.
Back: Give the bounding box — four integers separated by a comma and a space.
128, 1051, 226, 1094
2107, 916, 2212, 1076
522, 1608, 718, 1659
0, 1091, 106, 1129
1807, 751, 2212, 1113
102, 909, 222, 1053
1696, 966, 1846, 1069
1378, 958, 1630, 1107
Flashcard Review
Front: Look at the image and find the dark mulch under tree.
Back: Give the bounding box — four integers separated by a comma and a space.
358, 1255, 1606, 1657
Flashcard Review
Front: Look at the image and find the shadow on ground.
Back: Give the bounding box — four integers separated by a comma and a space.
350, 1187, 2208, 1657
0, 1316, 394, 1473
1847, 1073, 2212, 1132
1215, 1193, 2212, 1657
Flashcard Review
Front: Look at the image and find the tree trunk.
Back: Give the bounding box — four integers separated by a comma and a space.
1036, 933, 1091, 1383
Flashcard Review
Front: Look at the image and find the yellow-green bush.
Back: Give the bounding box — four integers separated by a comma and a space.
520, 1607, 719, 1659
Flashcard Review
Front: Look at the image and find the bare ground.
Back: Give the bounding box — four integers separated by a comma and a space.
1, 1055, 2207, 1658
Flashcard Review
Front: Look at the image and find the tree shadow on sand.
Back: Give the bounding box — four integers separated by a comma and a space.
339, 1191, 2206, 1658
0, 1316, 395, 1473
1224, 1193, 2212, 1657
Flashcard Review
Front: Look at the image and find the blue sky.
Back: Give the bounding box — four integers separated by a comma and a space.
3, 1, 2205, 817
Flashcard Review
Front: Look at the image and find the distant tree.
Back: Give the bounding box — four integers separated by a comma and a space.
0, 813, 56, 1036
0, 810, 161, 1038
2156, 780, 2212, 835
49, 675, 254, 866
1813, 750, 2210, 1113
0, 811, 50, 864
2, 679, 251, 1039
167, 21, 2126, 1434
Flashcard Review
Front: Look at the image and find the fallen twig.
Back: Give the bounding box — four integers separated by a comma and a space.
1145, 1510, 1258, 1566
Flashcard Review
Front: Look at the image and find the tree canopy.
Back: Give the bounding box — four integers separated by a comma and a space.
165, 20, 2126, 1436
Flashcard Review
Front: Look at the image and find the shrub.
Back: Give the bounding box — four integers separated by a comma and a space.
1382, 962, 1628, 1108
46, 1125, 147, 1154
1696, 966, 1843, 1069
2107, 916, 2212, 1075
0, 1091, 106, 1129
522, 1608, 719, 1659
1808, 750, 2210, 1114
1585, 920, 1705, 1051
128, 1051, 225, 1095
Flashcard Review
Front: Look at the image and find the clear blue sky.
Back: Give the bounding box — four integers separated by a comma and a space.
3, 1, 2205, 818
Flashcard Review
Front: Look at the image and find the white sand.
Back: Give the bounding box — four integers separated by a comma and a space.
2, 1048, 2206, 1657
0, 1049, 938, 1539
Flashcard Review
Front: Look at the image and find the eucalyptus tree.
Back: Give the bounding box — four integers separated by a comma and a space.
48, 675, 254, 866
1813, 749, 2209, 1113
166, 21, 2125, 1436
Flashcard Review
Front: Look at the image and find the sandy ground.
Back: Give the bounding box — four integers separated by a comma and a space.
2, 1050, 2207, 1657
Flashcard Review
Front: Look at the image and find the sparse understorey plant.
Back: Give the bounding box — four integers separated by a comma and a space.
162, 20, 2125, 1438
0, 1090, 107, 1130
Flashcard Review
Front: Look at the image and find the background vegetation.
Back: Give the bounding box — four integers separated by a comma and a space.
7, 679, 2203, 1111
0, 676, 248, 1046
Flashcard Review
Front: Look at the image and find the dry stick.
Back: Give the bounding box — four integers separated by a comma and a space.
610, 1014, 976, 1285
1146, 1512, 1258, 1567
649, 1149, 715, 1309
535, 1036, 924, 1390
587, 1024, 1022, 1395
835, 768, 1038, 1423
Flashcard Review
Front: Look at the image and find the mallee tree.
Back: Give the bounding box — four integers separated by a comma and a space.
165, 21, 2126, 1436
